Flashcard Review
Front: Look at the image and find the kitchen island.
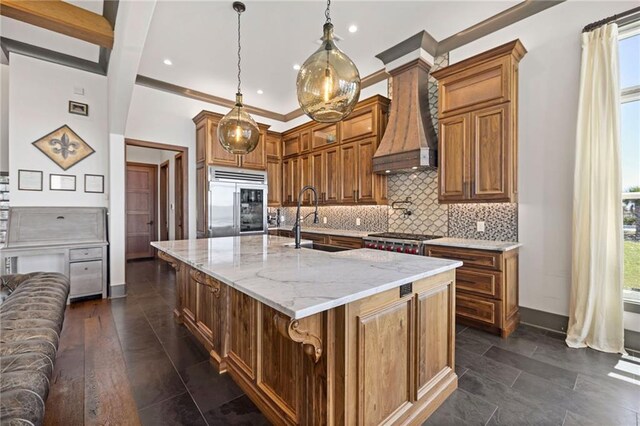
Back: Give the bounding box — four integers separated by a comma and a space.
152, 235, 462, 425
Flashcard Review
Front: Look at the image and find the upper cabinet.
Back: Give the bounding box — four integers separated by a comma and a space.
192, 111, 270, 171
279, 95, 390, 207
432, 40, 526, 204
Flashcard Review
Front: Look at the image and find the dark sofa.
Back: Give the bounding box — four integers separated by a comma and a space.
0, 272, 70, 426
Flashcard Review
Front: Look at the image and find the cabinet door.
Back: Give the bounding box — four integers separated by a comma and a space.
300, 154, 311, 204
70, 260, 103, 297
291, 157, 301, 204
324, 147, 340, 203
300, 130, 311, 153
282, 158, 293, 205
439, 114, 469, 202
312, 123, 339, 150
196, 163, 207, 238
341, 105, 376, 143
283, 134, 300, 157
356, 137, 377, 203
310, 151, 325, 203
208, 121, 240, 167
470, 103, 510, 201
266, 133, 281, 158
339, 142, 357, 203
241, 132, 266, 170
267, 158, 281, 207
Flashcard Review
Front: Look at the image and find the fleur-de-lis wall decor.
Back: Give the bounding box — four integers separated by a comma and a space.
32, 125, 94, 171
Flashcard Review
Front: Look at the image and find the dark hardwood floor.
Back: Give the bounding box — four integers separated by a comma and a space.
46, 259, 640, 426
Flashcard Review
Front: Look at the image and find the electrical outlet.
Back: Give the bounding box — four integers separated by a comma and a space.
356, 218, 361, 226
73, 87, 85, 95
280, 215, 285, 223
323, 217, 327, 224
476, 221, 485, 232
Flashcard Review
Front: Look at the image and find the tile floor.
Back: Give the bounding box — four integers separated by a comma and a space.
114, 259, 639, 426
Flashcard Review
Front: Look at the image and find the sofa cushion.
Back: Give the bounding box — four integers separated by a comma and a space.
0, 388, 45, 426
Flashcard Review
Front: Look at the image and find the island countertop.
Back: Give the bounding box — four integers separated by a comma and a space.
152, 235, 461, 320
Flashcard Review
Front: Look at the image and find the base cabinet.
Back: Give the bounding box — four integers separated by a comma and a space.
159, 253, 457, 425
424, 245, 519, 337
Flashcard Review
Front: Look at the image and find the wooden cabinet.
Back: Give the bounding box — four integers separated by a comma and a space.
270, 95, 389, 207
267, 158, 281, 207
266, 131, 281, 158
432, 40, 525, 203
424, 244, 519, 337
196, 163, 207, 238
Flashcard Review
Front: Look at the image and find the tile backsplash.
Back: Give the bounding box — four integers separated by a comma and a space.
387, 169, 448, 236
449, 203, 518, 241
277, 205, 388, 233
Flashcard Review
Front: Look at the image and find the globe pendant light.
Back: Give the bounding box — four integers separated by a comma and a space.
218, 2, 260, 155
296, 0, 361, 123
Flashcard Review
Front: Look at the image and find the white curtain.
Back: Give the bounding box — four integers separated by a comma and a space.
566, 23, 626, 354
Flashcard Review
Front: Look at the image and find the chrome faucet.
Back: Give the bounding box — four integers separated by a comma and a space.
294, 185, 319, 249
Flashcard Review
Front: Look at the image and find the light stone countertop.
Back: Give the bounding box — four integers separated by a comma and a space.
152, 235, 461, 320
268, 227, 371, 239
424, 238, 522, 252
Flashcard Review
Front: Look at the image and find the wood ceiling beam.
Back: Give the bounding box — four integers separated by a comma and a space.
0, 0, 114, 49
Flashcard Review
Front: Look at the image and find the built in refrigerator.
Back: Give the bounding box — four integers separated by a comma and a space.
208, 167, 268, 237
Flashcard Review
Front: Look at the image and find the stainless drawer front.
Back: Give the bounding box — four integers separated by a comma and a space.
70, 260, 102, 296
69, 247, 102, 261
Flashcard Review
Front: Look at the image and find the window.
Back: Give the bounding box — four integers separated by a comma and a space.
620, 23, 640, 303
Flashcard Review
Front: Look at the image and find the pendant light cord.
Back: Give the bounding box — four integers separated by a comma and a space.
325, 0, 331, 23
237, 8, 242, 94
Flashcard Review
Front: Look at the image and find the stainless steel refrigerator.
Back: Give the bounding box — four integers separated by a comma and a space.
207, 166, 268, 237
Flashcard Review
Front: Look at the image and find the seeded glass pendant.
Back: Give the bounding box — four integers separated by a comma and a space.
296, 0, 361, 123
218, 2, 260, 155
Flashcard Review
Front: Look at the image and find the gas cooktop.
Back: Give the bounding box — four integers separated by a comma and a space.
366, 233, 443, 241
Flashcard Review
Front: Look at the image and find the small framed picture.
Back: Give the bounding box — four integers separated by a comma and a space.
68, 101, 89, 116
50, 174, 76, 191
18, 169, 43, 191
84, 174, 104, 193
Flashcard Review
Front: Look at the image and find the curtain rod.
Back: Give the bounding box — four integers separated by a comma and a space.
582, 6, 640, 33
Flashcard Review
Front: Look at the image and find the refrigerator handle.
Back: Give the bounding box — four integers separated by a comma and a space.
234, 191, 240, 232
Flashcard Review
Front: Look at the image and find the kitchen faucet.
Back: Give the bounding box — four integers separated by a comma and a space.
294, 185, 319, 249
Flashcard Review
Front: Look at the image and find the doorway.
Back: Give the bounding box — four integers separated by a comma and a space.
159, 160, 169, 241
124, 139, 189, 260
126, 162, 157, 260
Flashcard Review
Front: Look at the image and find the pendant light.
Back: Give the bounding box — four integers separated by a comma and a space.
218, 1, 260, 155
296, 0, 361, 123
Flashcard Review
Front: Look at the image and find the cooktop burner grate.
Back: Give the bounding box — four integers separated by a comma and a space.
366, 233, 442, 241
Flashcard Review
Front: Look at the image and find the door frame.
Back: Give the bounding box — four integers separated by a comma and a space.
125, 161, 158, 260
174, 151, 185, 240
159, 160, 170, 241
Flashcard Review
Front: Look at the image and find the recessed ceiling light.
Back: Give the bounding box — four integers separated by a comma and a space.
163, 59, 172, 66
257, 89, 264, 95
348, 25, 358, 33
293, 64, 301, 70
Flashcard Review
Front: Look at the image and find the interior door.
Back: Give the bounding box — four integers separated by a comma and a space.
175, 152, 185, 239
126, 163, 157, 260
159, 161, 169, 241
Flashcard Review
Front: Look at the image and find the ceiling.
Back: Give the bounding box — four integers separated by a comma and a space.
0, 0, 103, 64
138, 1, 519, 113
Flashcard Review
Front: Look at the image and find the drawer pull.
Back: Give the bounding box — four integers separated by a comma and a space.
84, 267, 88, 271
57, 216, 64, 220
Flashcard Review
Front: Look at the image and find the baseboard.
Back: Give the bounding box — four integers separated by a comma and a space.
519, 306, 639, 352
110, 283, 127, 298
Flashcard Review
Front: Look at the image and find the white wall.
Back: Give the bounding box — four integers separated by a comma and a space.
8, 54, 108, 206
448, 1, 639, 331
125, 145, 176, 240
1, 63, 9, 172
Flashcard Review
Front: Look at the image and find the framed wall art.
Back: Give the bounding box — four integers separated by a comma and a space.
84, 174, 104, 193
50, 174, 76, 191
18, 169, 43, 191
68, 101, 89, 116
32, 125, 95, 171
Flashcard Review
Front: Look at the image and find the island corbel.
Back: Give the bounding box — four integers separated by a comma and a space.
273, 313, 323, 363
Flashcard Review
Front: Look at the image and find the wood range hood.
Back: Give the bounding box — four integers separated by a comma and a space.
373, 43, 438, 174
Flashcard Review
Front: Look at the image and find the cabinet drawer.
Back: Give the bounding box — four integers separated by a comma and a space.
70, 260, 103, 296
283, 134, 300, 157
341, 108, 375, 142
300, 232, 327, 244
456, 293, 501, 327
327, 235, 362, 249
69, 247, 102, 261
278, 230, 293, 238
456, 268, 502, 299
425, 246, 501, 271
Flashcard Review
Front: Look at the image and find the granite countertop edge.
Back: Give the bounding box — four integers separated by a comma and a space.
424, 238, 522, 252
